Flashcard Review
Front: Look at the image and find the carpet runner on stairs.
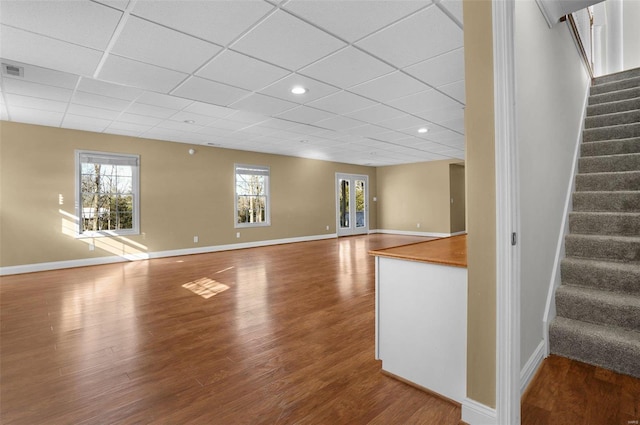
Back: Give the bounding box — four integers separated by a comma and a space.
549, 67, 640, 379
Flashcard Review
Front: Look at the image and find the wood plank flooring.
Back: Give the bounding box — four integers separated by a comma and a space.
2, 234, 464, 424
3, 234, 637, 424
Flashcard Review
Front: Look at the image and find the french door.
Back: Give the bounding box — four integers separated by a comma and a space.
336, 173, 369, 236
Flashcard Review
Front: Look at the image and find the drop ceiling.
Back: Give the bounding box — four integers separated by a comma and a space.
0, 0, 465, 166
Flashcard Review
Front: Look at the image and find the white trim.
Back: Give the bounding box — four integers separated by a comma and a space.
335, 173, 370, 237
0, 233, 337, 276
542, 81, 590, 355
462, 398, 497, 425
370, 229, 463, 238
520, 340, 545, 395
493, 0, 521, 424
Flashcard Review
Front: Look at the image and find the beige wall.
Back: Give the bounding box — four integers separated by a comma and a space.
449, 163, 466, 234
376, 159, 462, 234
0, 122, 376, 267
463, 0, 497, 409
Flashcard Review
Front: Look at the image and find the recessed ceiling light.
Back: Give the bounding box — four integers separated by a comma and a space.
291, 86, 307, 95
300, 139, 309, 143
184, 120, 196, 124
418, 127, 428, 134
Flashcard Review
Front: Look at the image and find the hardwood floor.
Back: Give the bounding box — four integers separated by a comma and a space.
522, 354, 640, 425
1, 234, 465, 424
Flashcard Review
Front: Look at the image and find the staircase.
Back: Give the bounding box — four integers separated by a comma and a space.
549, 67, 640, 378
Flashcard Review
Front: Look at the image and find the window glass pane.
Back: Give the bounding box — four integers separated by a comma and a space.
235, 165, 269, 226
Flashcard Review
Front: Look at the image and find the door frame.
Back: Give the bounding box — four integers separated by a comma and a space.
335, 173, 369, 237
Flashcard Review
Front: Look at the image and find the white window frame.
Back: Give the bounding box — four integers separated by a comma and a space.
75, 150, 140, 237
234, 163, 270, 228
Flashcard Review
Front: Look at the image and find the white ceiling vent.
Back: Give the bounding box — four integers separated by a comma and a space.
2, 63, 24, 77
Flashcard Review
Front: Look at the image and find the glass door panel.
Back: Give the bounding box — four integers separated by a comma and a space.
339, 178, 350, 230
355, 179, 365, 228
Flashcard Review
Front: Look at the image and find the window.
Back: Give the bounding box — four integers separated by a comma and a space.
235, 164, 270, 227
76, 150, 140, 236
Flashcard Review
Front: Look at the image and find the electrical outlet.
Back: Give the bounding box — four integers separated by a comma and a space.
236, 232, 240, 238
417, 223, 421, 228
193, 236, 198, 243
326, 225, 329, 231
88, 243, 95, 251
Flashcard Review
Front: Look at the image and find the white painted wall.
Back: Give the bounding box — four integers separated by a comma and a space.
623, 0, 640, 70
514, 0, 590, 376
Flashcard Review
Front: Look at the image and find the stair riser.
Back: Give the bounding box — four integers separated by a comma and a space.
573, 192, 640, 212
581, 138, 640, 156
575, 172, 640, 191
565, 236, 640, 262
549, 320, 640, 378
590, 77, 640, 95
587, 97, 640, 116
561, 259, 640, 295
585, 110, 640, 129
583, 123, 640, 142
594, 68, 640, 85
569, 213, 640, 236
589, 87, 640, 105
556, 290, 640, 331
578, 154, 640, 173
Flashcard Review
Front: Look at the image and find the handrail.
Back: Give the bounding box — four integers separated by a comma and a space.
565, 10, 595, 80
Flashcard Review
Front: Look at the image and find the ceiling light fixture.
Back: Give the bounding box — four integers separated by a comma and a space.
291, 86, 307, 95
418, 127, 428, 134
184, 120, 196, 124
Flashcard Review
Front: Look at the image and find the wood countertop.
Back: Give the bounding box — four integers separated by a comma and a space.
369, 234, 467, 268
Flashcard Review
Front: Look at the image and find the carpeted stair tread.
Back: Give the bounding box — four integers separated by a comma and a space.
590, 76, 640, 96
573, 191, 640, 212
593, 68, 640, 85
564, 234, 640, 262
585, 109, 640, 129
583, 122, 640, 142
549, 316, 640, 378
578, 152, 640, 173
587, 97, 640, 116
575, 170, 640, 191
580, 137, 640, 156
561, 257, 640, 295
555, 285, 640, 331
569, 211, 640, 236
589, 87, 640, 106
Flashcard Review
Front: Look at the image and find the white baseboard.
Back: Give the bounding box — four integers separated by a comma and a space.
371, 229, 463, 238
462, 398, 497, 425
520, 340, 545, 395
0, 233, 338, 276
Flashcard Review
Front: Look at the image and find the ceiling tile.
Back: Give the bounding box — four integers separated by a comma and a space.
196, 125, 236, 138
315, 115, 363, 131
206, 118, 250, 132
169, 111, 219, 127
107, 121, 153, 133
347, 124, 390, 137
438, 80, 465, 103
5, 94, 68, 113
306, 91, 377, 115
349, 72, 428, 103
99, 55, 188, 93
388, 88, 462, 114
283, 0, 429, 42
77, 78, 143, 101
3, 79, 73, 102
345, 103, 405, 123
118, 112, 163, 126
226, 110, 270, 125
197, 50, 290, 91
231, 10, 346, 71
275, 106, 335, 125
415, 106, 464, 124
299, 47, 394, 89
182, 102, 236, 119
0, 60, 78, 89
125, 102, 177, 119
156, 120, 204, 133
379, 114, 427, 131
356, 6, 462, 68
229, 93, 297, 115
0, 25, 103, 77
8, 106, 63, 127
136, 91, 193, 110
93, 1, 130, 11
404, 48, 464, 87
67, 104, 120, 121
131, 0, 274, 46
259, 73, 339, 103
72, 91, 131, 111
111, 16, 221, 74
62, 114, 112, 132
440, 0, 464, 24
172, 77, 249, 106
0, 0, 121, 50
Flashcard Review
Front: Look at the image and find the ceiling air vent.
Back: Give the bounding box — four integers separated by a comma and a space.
2, 63, 24, 77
